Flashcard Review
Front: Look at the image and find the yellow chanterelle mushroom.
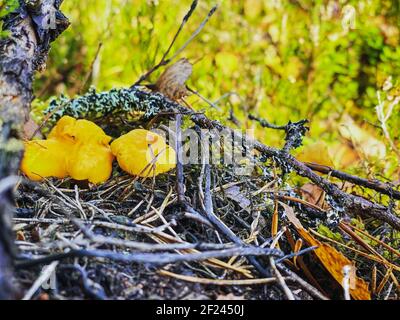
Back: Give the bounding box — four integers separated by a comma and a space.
110, 129, 176, 177
67, 141, 114, 184
20, 139, 70, 181
21, 116, 114, 184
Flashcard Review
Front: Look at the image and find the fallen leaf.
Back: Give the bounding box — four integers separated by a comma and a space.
299, 183, 329, 210
271, 200, 279, 237
300, 232, 371, 300
285, 228, 327, 294
281, 202, 371, 300
281, 202, 303, 230
155, 58, 193, 101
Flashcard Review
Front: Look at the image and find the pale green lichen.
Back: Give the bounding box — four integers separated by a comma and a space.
44, 87, 167, 122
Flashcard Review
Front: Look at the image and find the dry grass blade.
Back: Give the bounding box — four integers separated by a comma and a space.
158, 269, 279, 286
376, 267, 393, 295
341, 221, 400, 259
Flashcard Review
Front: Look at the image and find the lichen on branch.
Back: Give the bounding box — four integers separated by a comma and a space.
45, 87, 171, 122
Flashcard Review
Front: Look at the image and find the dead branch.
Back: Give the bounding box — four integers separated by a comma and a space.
179, 104, 400, 230
249, 114, 400, 200
16, 245, 283, 269
175, 113, 186, 204
304, 162, 400, 200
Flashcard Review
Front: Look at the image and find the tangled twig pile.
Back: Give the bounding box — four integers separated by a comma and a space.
12, 84, 399, 300
14, 132, 323, 299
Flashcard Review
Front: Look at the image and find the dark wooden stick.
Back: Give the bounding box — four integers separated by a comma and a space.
304, 162, 400, 200
175, 113, 186, 204
249, 114, 288, 130
16, 246, 283, 269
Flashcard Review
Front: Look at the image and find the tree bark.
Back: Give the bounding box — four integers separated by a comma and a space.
0, 0, 69, 299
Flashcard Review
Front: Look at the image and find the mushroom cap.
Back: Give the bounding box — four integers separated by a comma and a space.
48, 115, 76, 143
22, 116, 114, 184
49, 115, 112, 145
67, 142, 114, 184
110, 129, 176, 177
21, 139, 70, 181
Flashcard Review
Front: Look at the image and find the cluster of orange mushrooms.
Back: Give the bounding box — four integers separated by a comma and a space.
21, 116, 176, 184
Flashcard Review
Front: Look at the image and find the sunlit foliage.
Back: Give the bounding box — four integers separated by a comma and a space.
34, 0, 400, 180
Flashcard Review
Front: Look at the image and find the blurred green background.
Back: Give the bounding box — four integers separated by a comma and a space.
33, 0, 400, 181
